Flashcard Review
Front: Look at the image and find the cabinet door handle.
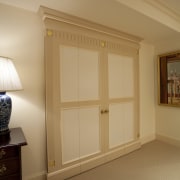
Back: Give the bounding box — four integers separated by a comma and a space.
100, 110, 104, 114
104, 109, 109, 113
0, 164, 7, 175
100, 109, 109, 114
0, 149, 6, 159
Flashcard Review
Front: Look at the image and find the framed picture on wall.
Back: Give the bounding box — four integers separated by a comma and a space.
158, 51, 180, 106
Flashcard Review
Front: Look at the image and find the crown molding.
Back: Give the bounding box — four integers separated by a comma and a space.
116, 0, 180, 32
144, 0, 180, 22
39, 6, 142, 44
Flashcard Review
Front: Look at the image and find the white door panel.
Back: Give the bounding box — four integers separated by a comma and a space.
78, 49, 99, 101
109, 104, 124, 148
60, 45, 99, 102
60, 46, 78, 102
109, 102, 134, 149
61, 108, 79, 164
61, 106, 100, 164
79, 106, 100, 158
108, 53, 134, 98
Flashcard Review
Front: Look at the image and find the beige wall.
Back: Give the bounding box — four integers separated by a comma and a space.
0, 3, 46, 180
0, 3, 157, 180
139, 42, 156, 144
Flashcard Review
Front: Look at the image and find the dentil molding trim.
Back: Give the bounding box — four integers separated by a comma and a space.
39, 6, 142, 44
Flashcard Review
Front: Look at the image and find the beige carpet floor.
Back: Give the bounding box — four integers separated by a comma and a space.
67, 140, 180, 180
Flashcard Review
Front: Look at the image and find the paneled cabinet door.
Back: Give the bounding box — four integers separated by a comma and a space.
108, 53, 136, 149
60, 45, 101, 165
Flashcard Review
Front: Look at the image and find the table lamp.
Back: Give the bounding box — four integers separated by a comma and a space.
0, 57, 22, 136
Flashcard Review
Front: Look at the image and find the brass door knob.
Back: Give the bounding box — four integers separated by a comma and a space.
100, 109, 109, 114
104, 109, 109, 113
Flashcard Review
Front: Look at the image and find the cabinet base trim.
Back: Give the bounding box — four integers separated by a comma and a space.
140, 134, 156, 145
25, 171, 47, 180
47, 141, 141, 180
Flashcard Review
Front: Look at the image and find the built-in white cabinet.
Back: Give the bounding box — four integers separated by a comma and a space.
40, 6, 141, 180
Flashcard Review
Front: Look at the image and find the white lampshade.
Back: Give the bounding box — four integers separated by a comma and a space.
0, 57, 22, 92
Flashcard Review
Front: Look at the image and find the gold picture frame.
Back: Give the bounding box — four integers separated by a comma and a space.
158, 51, 180, 106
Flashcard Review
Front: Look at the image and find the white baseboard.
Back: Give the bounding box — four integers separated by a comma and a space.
140, 134, 156, 145
24, 171, 47, 180
156, 133, 180, 147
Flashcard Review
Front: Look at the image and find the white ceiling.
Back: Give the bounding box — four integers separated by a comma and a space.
0, 0, 180, 44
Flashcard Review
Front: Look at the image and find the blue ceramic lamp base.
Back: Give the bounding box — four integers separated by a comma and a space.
0, 92, 12, 136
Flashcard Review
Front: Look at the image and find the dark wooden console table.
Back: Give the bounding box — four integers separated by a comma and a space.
0, 128, 27, 180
